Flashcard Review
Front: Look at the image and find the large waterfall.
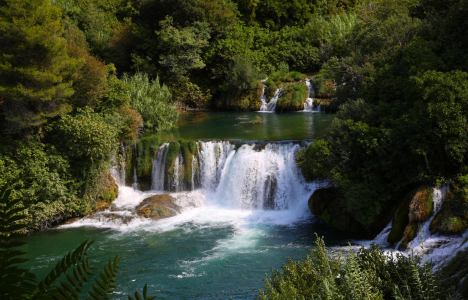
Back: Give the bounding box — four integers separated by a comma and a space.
150, 141, 314, 210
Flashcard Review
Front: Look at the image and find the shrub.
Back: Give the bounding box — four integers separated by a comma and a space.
122, 72, 178, 131
258, 235, 460, 300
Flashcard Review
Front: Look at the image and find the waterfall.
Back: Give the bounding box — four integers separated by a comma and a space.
259, 84, 268, 111
151, 144, 168, 190
366, 184, 468, 267
259, 88, 283, 112
150, 141, 314, 210
303, 78, 320, 112
132, 165, 139, 189
303, 78, 314, 111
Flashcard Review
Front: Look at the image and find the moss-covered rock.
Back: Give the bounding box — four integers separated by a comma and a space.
88, 172, 119, 215
387, 188, 417, 244
135, 194, 181, 220
165, 141, 181, 176
275, 82, 308, 112
430, 184, 468, 235
135, 135, 161, 190
234, 82, 263, 111
179, 139, 198, 188
387, 186, 435, 249
308, 187, 364, 233
312, 71, 335, 98
265, 82, 278, 100
409, 186, 434, 223
397, 186, 434, 250
124, 144, 134, 186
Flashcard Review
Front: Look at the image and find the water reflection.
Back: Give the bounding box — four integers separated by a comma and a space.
160, 112, 334, 141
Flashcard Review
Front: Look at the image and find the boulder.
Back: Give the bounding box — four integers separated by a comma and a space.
136, 194, 182, 220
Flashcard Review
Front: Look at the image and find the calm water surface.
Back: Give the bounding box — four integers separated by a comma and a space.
159, 111, 334, 141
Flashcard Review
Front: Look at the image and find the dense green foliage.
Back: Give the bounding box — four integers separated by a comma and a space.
258, 235, 461, 300
122, 72, 178, 131
0, 0, 79, 132
296, 0, 468, 233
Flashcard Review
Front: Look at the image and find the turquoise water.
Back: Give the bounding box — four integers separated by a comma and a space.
159, 111, 335, 141
21, 112, 372, 299
23, 201, 365, 299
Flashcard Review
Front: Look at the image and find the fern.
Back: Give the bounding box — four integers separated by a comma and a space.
0, 184, 37, 299
0, 184, 157, 299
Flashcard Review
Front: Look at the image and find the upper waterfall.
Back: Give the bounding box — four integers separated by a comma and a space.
259, 88, 283, 112
303, 78, 320, 112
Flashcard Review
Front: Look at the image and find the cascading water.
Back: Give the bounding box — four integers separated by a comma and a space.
151, 141, 314, 210
259, 88, 283, 112
303, 78, 320, 112
366, 184, 468, 267
151, 143, 168, 190
259, 84, 268, 111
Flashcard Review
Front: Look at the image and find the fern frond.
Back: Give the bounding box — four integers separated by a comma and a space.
0, 184, 37, 299
128, 284, 156, 300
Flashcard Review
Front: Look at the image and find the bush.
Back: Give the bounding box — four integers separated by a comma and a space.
122, 72, 178, 131
275, 82, 308, 111
258, 235, 460, 300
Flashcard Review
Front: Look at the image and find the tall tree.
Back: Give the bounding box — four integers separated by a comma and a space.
0, 0, 79, 132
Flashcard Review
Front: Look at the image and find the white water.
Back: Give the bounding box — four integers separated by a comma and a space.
303, 78, 320, 112
364, 185, 468, 267
79, 142, 468, 271
67, 141, 318, 231
259, 88, 283, 112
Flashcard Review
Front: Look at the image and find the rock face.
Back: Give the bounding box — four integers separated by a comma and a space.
386, 186, 434, 250
308, 187, 364, 233
135, 194, 182, 220
430, 185, 468, 235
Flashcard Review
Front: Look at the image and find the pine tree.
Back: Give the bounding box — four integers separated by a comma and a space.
0, 0, 80, 132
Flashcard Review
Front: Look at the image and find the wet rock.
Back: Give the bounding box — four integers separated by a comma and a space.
136, 194, 182, 220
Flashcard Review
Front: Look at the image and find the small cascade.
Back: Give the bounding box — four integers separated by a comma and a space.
367, 184, 468, 266
259, 88, 283, 112
151, 144, 168, 190
303, 78, 315, 111
150, 141, 314, 210
303, 78, 320, 112
259, 83, 268, 111
132, 165, 139, 189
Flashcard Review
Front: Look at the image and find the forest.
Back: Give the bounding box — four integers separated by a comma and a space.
1, 0, 468, 298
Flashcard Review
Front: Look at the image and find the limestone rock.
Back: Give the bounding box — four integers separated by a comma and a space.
136, 194, 182, 220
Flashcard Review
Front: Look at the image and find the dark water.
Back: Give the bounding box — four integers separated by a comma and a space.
159, 111, 335, 141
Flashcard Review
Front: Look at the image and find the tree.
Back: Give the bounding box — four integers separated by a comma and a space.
157, 17, 209, 80
0, 0, 79, 132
